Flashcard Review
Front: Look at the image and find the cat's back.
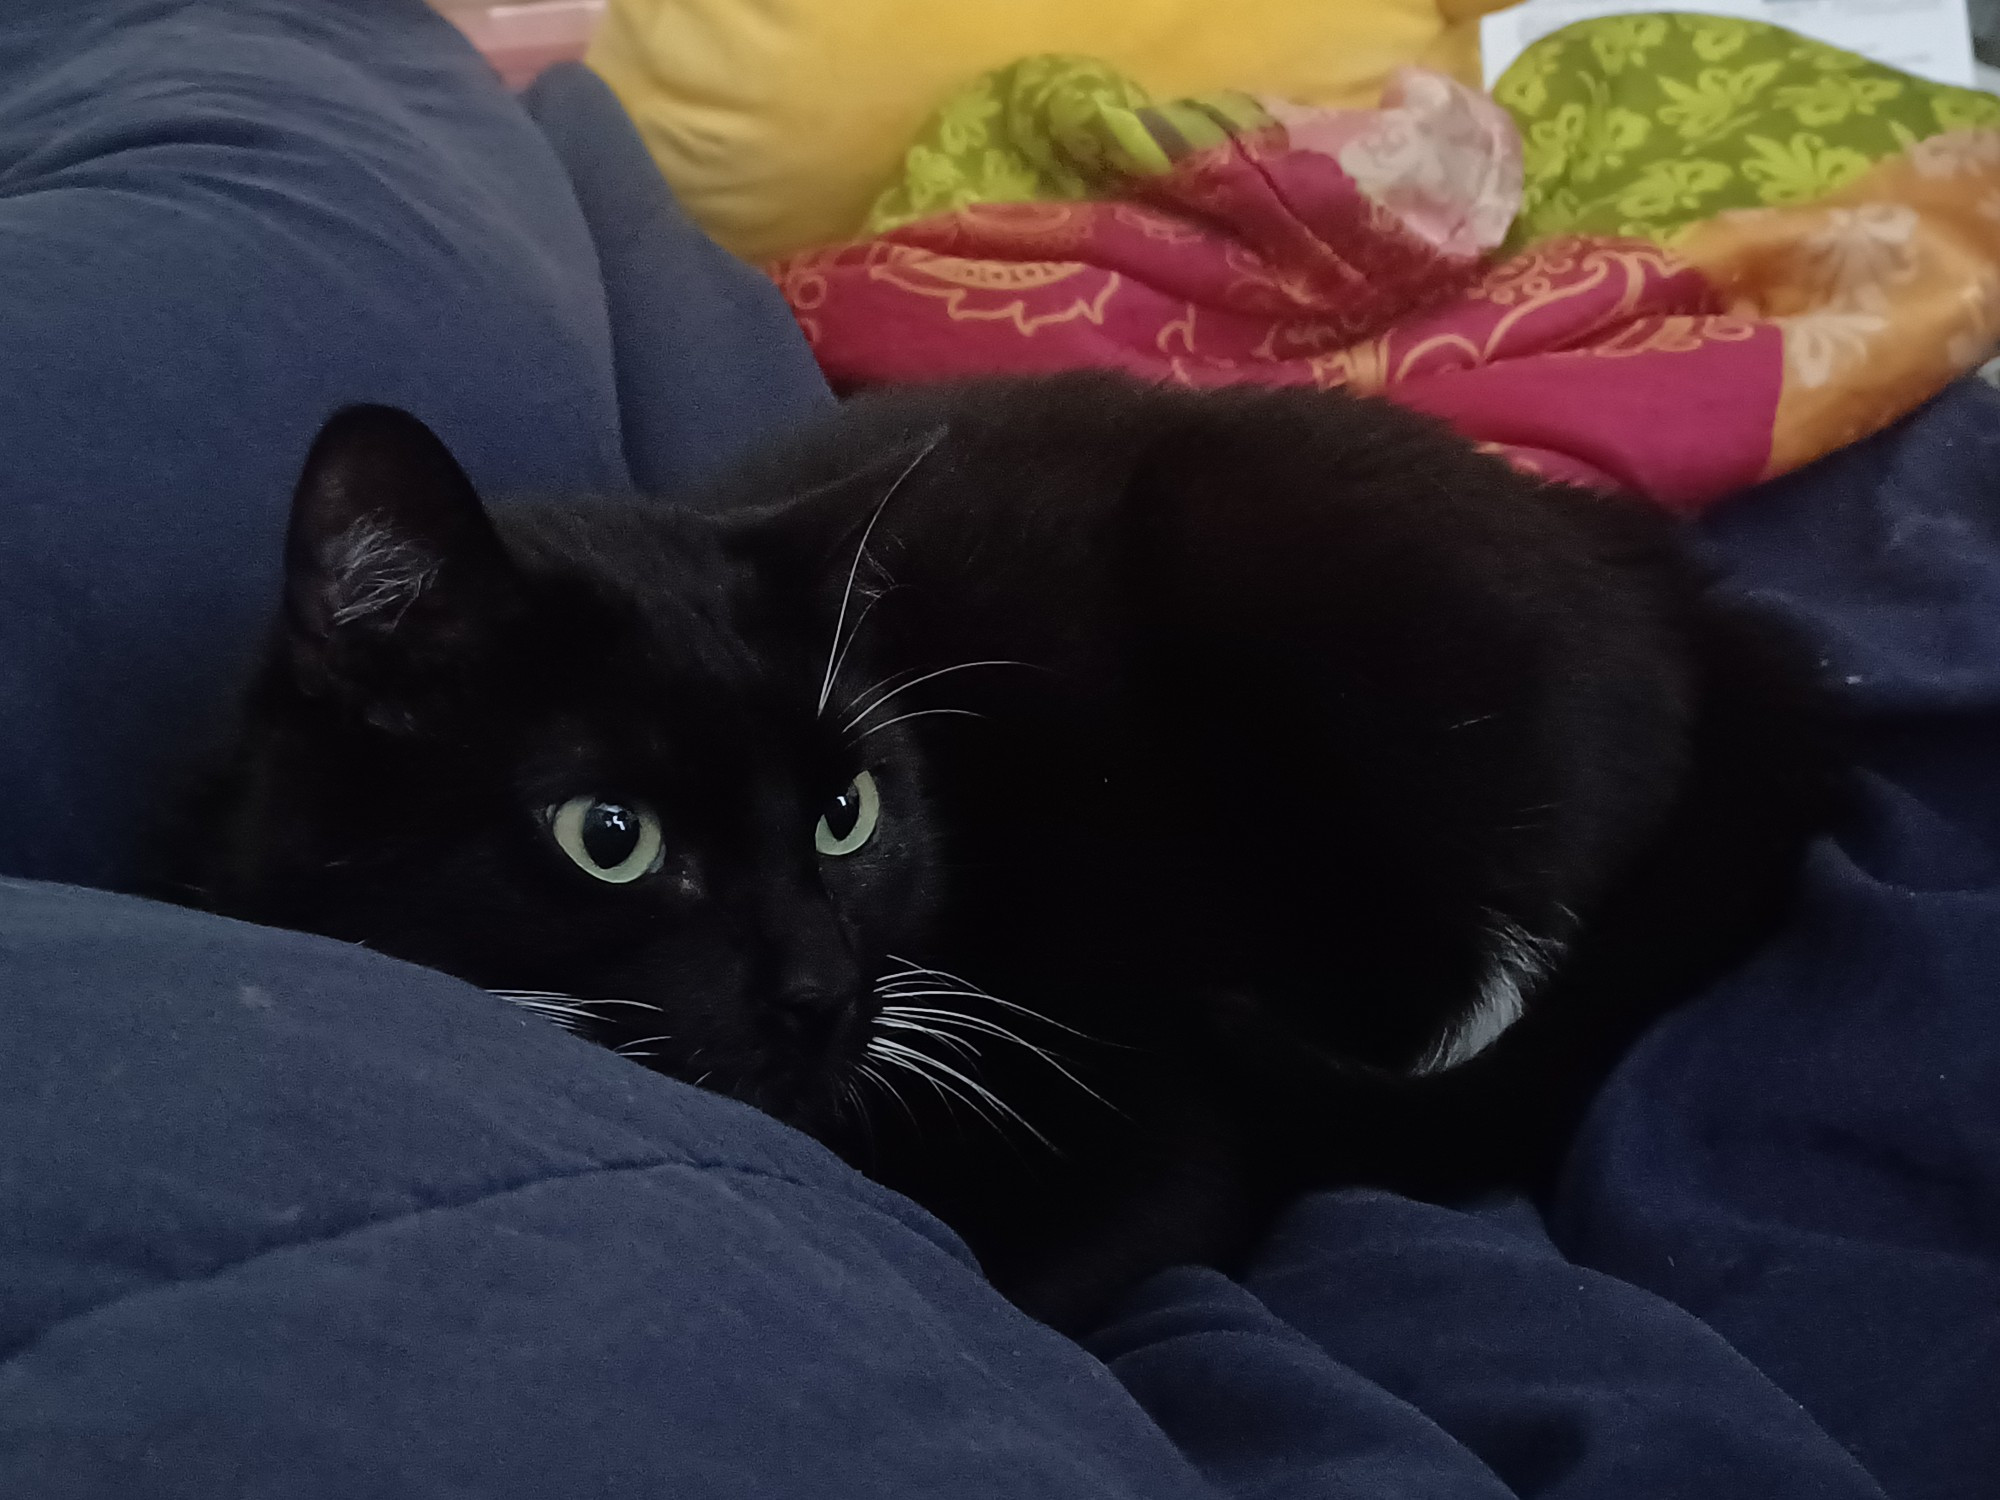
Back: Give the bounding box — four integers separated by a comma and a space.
704, 374, 1692, 670
715, 372, 1675, 571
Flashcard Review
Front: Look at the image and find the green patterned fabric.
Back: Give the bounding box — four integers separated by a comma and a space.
1496, 13, 2000, 248
865, 54, 1269, 234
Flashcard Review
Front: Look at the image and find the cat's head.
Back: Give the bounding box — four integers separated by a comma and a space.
197, 406, 948, 1138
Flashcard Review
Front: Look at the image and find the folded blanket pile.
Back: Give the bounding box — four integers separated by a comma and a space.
770, 17, 2000, 512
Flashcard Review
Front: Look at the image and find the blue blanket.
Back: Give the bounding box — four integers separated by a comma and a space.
1560, 407, 2000, 1496
0, 1, 1993, 1494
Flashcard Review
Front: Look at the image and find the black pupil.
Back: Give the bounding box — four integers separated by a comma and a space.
581, 802, 642, 869
823, 782, 861, 841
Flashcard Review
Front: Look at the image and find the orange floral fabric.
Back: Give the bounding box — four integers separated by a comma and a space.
1679, 128, 2000, 477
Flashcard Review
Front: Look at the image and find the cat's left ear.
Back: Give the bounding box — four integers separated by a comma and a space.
282, 405, 524, 713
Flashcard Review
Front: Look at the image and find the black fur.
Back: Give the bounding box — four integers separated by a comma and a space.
170, 374, 1835, 1331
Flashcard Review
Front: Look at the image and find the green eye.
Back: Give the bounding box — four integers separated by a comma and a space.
815, 771, 880, 857
549, 797, 665, 884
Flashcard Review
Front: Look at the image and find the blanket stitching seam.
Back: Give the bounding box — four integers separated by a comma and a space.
0, 1153, 864, 1371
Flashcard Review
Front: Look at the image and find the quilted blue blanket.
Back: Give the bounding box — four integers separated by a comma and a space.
0, 2, 1992, 1494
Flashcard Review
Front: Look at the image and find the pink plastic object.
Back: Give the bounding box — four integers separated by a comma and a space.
436, 1, 605, 89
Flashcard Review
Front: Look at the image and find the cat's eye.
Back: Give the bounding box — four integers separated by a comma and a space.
548, 797, 665, 884
815, 771, 880, 857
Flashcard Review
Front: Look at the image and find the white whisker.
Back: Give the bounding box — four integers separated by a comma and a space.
854, 707, 986, 741
836, 664, 924, 726
872, 1051, 999, 1139
816, 431, 945, 716
878, 957, 1104, 1043
613, 1033, 674, 1057
503, 998, 598, 1021
886, 985, 1100, 1043
874, 1013, 981, 1059
866, 1038, 966, 1118
489, 990, 662, 1015
867, 1036, 1054, 1150
880, 1004, 1033, 1050
878, 985, 1097, 1040
881, 1004, 1121, 1113
856, 1060, 922, 1129
824, 587, 893, 719
843, 660, 1033, 734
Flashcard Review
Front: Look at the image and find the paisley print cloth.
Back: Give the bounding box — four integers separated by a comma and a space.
768, 35, 2000, 511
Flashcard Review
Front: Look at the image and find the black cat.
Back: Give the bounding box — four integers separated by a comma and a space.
174, 373, 1834, 1331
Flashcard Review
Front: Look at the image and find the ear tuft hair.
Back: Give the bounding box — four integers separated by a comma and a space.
320, 513, 442, 630
282, 405, 522, 708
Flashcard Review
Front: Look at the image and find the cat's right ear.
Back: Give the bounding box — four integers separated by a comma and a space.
718, 426, 950, 582
282, 405, 524, 718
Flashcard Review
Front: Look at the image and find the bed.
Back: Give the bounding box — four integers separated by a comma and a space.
0, 3, 1991, 1495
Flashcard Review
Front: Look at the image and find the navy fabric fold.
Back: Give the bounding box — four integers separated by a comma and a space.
1554, 379, 2000, 1500
0, 879, 1213, 1499
519, 62, 833, 494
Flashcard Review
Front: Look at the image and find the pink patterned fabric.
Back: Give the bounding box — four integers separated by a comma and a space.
770, 72, 1783, 512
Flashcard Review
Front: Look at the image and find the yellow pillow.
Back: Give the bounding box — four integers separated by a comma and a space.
587, 0, 1513, 261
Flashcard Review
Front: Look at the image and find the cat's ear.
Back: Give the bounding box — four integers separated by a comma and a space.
282, 405, 524, 715
720, 426, 949, 580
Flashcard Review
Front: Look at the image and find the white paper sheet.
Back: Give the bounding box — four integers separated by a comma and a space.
1479, 0, 1975, 90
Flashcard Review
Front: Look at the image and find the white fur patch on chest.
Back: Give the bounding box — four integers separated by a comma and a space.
1413, 919, 1563, 1075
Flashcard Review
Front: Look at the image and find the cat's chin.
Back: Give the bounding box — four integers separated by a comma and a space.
721, 1060, 862, 1142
